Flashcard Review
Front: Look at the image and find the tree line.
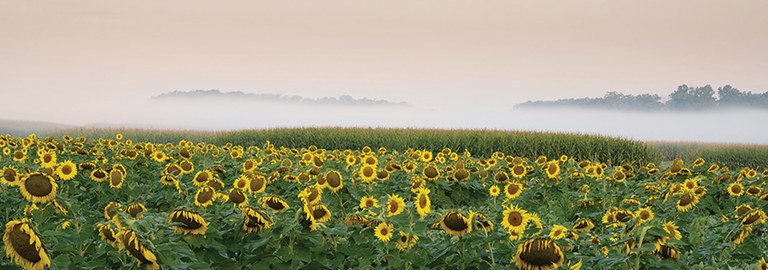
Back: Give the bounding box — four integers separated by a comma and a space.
515, 85, 768, 111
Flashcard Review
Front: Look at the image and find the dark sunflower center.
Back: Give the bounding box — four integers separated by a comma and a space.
400, 235, 408, 242
389, 201, 400, 213
678, 194, 695, 206
312, 207, 328, 220
737, 207, 750, 216
94, 170, 106, 179
181, 162, 192, 171
742, 213, 761, 225
380, 228, 389, 235
455, 169, 469, 180
250, 178, 265, 191
366, 200, 374, 207
126, 205, 145, 218
574, 221, 588, 229
518, 239, 563, 267
3, 169, 16, 182
363, 167, 374, 177
615, 211, 633, 222
326, 173, 341, 187
424, 167, 438, 178
197, 189, 213, 203
547, 165, 557, 175
732, 185, 742, 193
507, 184, 520, 195
266, 198, 286, 211
747, 187, 760, 194
444, 213, 469, 231
513, 166, 525, 176
377, 171, 388, 179
14, 152, 24, 159
419, 195, 428, 209
122, 234, 152, 264
229, 190, 246, 204
507, 212, 523, 227
196, 174, 209, 183
640, 211, 651, 220
61, 166, 72, 175
100, 227, 117, 242
9, 224, 43, 263
110, 171, 123, 186
25, 174, 53, 196
43, 155, 52, 163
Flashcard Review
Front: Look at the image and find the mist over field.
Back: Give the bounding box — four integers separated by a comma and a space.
2, 97, 766, 144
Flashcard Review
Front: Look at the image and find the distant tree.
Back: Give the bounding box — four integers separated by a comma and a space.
668, 84, 716, 110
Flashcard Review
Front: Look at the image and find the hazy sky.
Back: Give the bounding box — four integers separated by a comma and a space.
1, 1, 768, 142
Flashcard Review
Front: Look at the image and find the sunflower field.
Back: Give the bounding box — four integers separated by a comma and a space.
1, 133, 767, 270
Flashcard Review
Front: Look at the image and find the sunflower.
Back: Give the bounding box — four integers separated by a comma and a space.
504, 181, 523, 200
117, 229, 160, 270
169, 209, 208, 235
374, 222, 394, 242
194, 186, 216, 207
19, 173, 58, 203
636, 207, 654, 223
242, 207, 273, 233
502, 205, 530, 233
105, 169, 124, 189
572, 219, 594, 233
359, 196, 379, 209
192, 170, 213, 187
4, 219, 51, 270
178, 159, 195, 174
544, 161, 560, 179
515, 238, 564, 270
549, 225, 568, 240
249, 175, 267, 193
746, 186, 762, 197
676, 191, 698, 212
510, 164, 527, 179
386, 194, 406, 217
150, 150, 168, 163
653, 242, 679, 260
733, 226, 752, 245
310, 204, 331, 223
422, 164, 440, 181
727, 182, 744, 196
259, 196, 290, 213
55, 160, 77, 181
125, 202, 147, 218
396, 231, 419, 251
663, 221, 682, 240
228, 188, 248, 207
453, 168, 470, 181
489, 185, 500, 197
13, 150, 26, 162
233, 176, 250, 190
39, 151, 57, 169
415, 187, 431, 219
104, 202, 122, 220
303, 185, 323, 204
735, 204, 752, 218
324, 170, 343, 192
96, 223, 119, 247
740, 209, 767, 227
508, 228, 524, 241
159, 174, 177, 186
439, 211, 473, 236
1, 165, 19, 186
759, 258, 768, 270
494, 171, 510, 183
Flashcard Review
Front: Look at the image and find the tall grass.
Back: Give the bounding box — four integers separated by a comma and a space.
650, 141, 768, 169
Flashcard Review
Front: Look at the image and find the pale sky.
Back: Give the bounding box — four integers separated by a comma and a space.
1, 1, 768, 142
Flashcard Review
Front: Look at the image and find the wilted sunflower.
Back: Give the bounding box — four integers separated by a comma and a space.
194, 186, 216, 207
259, 196, 290, 213
735, 204, 752, 218
396, 231, 419, 251
242, 207, 273, 233
104, 202, 122, 220
415, 187, 431, 219
571, 219, 594, 233
4, 219, 51, 270
733, 226, 752, 245
549, 225, 568, 240
109, 169, 125, 189
55, 160, 77, 181
310, 204, 331, 223
192, 170, 213, 187
439, 211, 473, 237
96, 223, 119, 247
19, 173, 58, 203
663, 221, 682, 240
303, 185, 323, 204
228, 188, 248, 207
740, 209, 767, 227
159, 174, 177, 186
90, 169, 108, 182
249, 175, 267, 193
502, 205, 530, 233
727, 182, 745, 197
374, 222, 394, 242
1, 165, 19, 186
746, 186, 762, 197
117, 229, 160, 270
359, 196, 379, 209
125, 202, 147, 218
515, 238, 565, 270
169, 209, 208, 235
386, 194, 406, 217
324, 170, 343, 192
676, 191, 699, 212
636, 207, 655, 223
653, 242, 679, 260
504, 181, 524, 200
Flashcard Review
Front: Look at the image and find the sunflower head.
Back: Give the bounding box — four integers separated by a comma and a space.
395, 231, 419, 251
4, 219, 51, 270
117, 229, 159, 269
572, 219, 594, 233
19, 173, 58, 203
194, 186, 216, 207
386, 194, 406, 217
439, 211, 473, 237
259, 196, 290, 213
515, 238, 565, 270
242, 207, 273, 233
374, 222, 394, 242
169, 209, 208, 235
502, 205, 530, 233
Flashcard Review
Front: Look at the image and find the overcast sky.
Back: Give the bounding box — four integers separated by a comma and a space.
1, 1, 767, 142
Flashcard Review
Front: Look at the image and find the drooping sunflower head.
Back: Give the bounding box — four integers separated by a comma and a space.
90, 169, 108, 182
168, 209, 208, 235
571, 219, 594, 233
259, 196, 290, 213
386, 194, 406, 217
395, 231, 419, 251
125, 202, 147, 219
759, 258, 768, 270
19, 173, 58, 203
515, 238, 565, 270
117, 229, 159, 269
194, 186, 216, 207
96, 223, 119, 247
249, 175, 267, 193
439, 211, 473, 237
746, 186, 762, 197
735, 204, 752, 218
676, 191, 699, 212
192, 170, 213, 187
310, 204, 331, 223
663, 221, 682, 240
4, 219, 51, 270
228, 188, 248, 207
422, 164, 440, 181
740, 209, 767, 227
324, 170, 343, 192
242, 207, 273, 233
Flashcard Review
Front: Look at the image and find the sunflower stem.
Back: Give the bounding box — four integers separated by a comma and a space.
634, 226, 651, 270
